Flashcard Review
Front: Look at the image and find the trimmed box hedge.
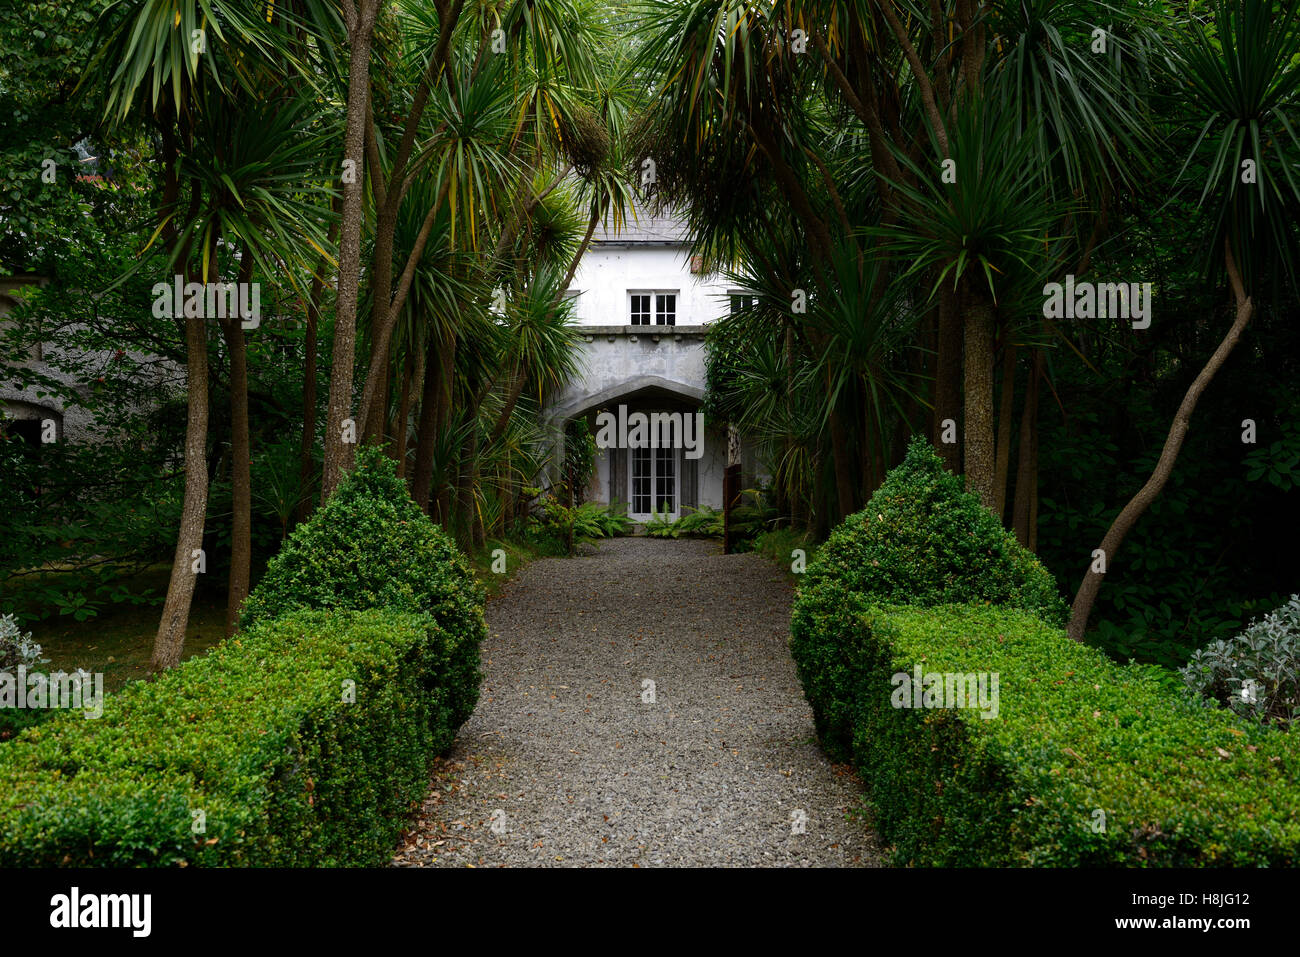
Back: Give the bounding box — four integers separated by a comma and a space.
793, 437, 1068, 762
240, 447, 485, 731
0, 609, 457, 866
791, 599, 1300, 866
809, 437, 1067, 627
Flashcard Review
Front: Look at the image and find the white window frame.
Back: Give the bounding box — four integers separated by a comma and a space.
628, 443, 680, 520
629, 289, 678, 326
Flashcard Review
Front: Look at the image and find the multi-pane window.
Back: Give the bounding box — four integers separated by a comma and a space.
655, 293, 676, 325
630, 291, 677, 325
729, 291, 758, 314
654, 444, 676, 513
630, 293, 651, 325
629, 442, 677, 517
631, 445, 651, 513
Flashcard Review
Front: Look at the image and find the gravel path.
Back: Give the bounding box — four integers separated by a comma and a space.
393, 537, 882, 867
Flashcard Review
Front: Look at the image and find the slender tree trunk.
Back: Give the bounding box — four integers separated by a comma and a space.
559, 207, 600, 293
933, 280, 962, 473
149, 100, 206, 671
993, 338, 1017, 521
395, 344, 424, 477
435, 336, 456, 524
296, 215, 339, 526
963, 289, 997, 510
454, 430, 477, 549
359, 179, 451, 441
1068, 266, 1254, 641
321, 0, 379, 501
826, 364, 856, 519
151, 297, 210, 671
220, 251, 255, 636
1012, 347, 1044, 548
386, 348, 412, 464
411, 336, 441, 511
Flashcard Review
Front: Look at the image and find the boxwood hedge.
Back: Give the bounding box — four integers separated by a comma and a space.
806, 437, 1067, 625
793, 436, 1066, 760
0, 609, 456, 866
792, 602, 1300, 866
240, 446, 485, 730
791, 437, 1300, 865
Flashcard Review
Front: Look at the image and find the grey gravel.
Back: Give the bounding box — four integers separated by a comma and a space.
392, 537, 883, 867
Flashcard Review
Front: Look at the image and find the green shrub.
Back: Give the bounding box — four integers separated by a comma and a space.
0, 609, 460, 866
239, 447, 485, 729
792, 602, 1300, 866
805, 436, 1066, 622
792, 436, 1066, 758
646, 504, 724, 538
1183, 594, 1300, 729
0, 612, 53, 738
525, 497, 631, 552
574, 500, 632, 539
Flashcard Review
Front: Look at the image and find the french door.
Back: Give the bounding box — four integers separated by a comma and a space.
629, 443, 677, 520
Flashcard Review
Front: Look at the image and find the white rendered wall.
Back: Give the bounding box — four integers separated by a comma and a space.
566, 243, 733, 327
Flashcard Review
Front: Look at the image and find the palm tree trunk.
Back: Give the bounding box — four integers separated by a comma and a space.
1068, 260, 1254, 641
151, 295, 210, 671
933, 280, 962, 473
221, 250, 255, 636
963, 290, 997, 510
1012, 347, 1043, 548
993, 339, 1017, 521
321, 0, 379, 501
826, 363, 856, 519
412, 332, 453, 513
295, 222, 336, 527
435, 337, 456, 525
394, 344, 423, 478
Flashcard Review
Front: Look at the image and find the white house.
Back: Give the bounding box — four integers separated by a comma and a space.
545, 211, 760, 520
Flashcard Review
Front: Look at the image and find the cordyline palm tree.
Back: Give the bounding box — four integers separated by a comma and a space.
1067, 0, 1300, 641
322, 0, 611, 498
876, 99, 1065, 509
984, 0, 1157, 536
634, 0, 885, 517
171, 86, 336, 637
86, 0, 328, 669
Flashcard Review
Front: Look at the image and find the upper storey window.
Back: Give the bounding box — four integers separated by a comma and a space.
729, 290, 759, 314
630, 290, 677, 325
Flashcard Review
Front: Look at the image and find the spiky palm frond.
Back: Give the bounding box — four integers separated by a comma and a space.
1168, 0, 1300, 288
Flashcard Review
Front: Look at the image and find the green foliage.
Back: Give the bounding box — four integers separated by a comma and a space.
672, 504, 724, 537
726, 490, 779, 550
563, 419, 597, 505
1244, 418, 1300, 492
525, 496, 631, 552
643, 504, 679, 537
0, 613, 53, 738
804, 437, 1067, 632
642, 504, 727, 539
0, 0, 131, 275
751, 527, 817, 574
1183, 595, 1300, 729
0, 608, 459, 866
1035, 345, 1298, 665
239, 447, 485, 730
791, 602, 1300, 866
